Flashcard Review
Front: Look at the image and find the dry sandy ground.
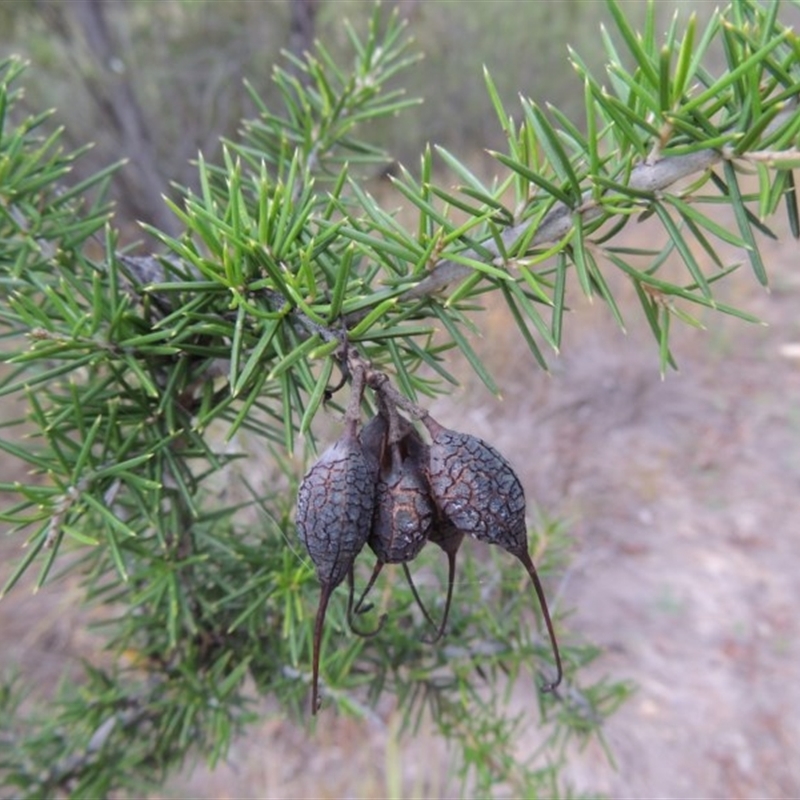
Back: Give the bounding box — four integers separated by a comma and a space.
499, 244, 800, 799
1, 217, 799, 798
171, 220, 800, 799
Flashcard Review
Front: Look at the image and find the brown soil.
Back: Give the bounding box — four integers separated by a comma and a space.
2, 213, 799, 799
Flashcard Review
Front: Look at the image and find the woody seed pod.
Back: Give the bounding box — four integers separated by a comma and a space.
351, 413, 436, 634
296, 416, 376, 713
370, 422, 434, 565
421, 414, 563, 690
422, 415, 526, 546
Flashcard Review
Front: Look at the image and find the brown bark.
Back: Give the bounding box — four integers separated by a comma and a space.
37, 0, 179, 236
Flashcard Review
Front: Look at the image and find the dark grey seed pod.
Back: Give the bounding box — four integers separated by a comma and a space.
296, 419, 375, 589
356, 414, 465, 642
295, 418, 376, 713
350, 416, 437, 636
421, 415, 527, 551
421, 414, 563, 690
369, 425, 434, 565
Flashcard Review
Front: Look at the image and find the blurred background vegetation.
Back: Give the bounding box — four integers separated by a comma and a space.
0, 0, 689, 237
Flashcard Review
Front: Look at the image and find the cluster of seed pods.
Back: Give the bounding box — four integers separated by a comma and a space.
296, 364, 563, 714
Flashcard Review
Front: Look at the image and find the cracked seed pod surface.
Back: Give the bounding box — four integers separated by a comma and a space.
422, 417, 564, 688
296, 422, 375, 589
370, 427, 434, 564
423, 417, 527, 550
